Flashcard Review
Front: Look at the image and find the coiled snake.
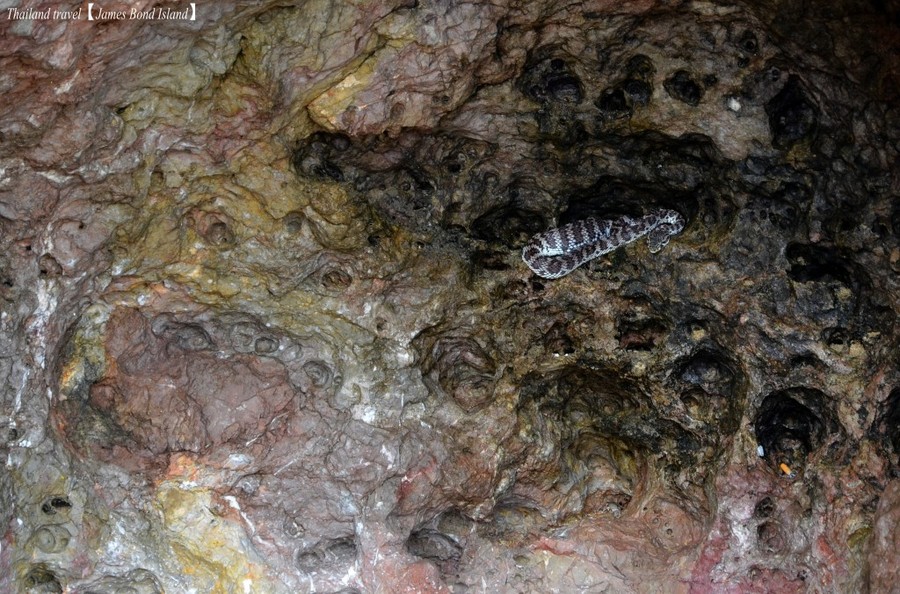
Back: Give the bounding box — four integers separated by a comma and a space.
521, 209, 685, 279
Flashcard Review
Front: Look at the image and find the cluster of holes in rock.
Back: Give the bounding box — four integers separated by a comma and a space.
288, 43, 828, 256
52, 310, 341, 471
40, 496, 72, 516
753, 496, 787, 554
19, 497, 75, 593
291, 128, 719, 269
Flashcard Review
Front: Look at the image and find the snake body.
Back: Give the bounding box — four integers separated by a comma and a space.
521, 209, 685, 279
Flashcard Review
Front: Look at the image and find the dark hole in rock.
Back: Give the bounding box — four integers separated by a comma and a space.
789, 353, 822, 369
757, 520, 785, 553
254, 336, 278, 354
492, 279, 528, 302
620, 78, 653, 106
822, 327, 851, 347
424, 336, 496, 412
168, 324, 213, 352
616, 318, 667, 351
576, 136, 718, 194
481, 499, 547, 539
753, 496, 776, 518
470, 204, 547, 249
625, 54, 656, 80
23, 565, 62, 593
406, 528, 462, 576
303, 360, 334, 388
282, 211, 306, 233
545, 74, 583, 104
774, 180, 812, 203
296, 537, 358, 574
754, 387, 834, 470
595, 87, 632, 119
325, 538, 358, 561
746, 195, 800, 231
559, 180, 645, 224
38, 254, 62, 277
544, 323, 576, 356
471, 249, 511, 272
404, 167, 436, 196
785, 243, 857, 287
664, 70, 704, 106
738, 30, 760, 55
784, 243, 894, 336
292, 131, 353, 182
519, 55, 584, 104
204, 220, 232, 245
765, 75, 819, 150
229, 321, 262, 352
294, 549, 321, 573
189, 209, 236, 247
533, 107, 590, 147
585, 489, 633, 517
321, 268, 352, 290
40, 496, 72, 515
521, 366, 654, 455
675, 347, 738, 396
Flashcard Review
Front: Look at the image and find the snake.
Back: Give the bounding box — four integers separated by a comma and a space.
521, 208, 685, 279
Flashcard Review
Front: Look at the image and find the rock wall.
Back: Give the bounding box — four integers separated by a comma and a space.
1, 1, 898, 592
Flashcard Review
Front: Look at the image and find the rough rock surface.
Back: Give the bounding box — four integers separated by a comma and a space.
1, 1, 898, 592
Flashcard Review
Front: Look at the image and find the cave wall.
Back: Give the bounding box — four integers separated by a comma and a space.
1, 1, 898, 592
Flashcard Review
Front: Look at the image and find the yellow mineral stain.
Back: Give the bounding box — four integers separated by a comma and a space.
307, 57, 379, 130
156, 482, 276, 593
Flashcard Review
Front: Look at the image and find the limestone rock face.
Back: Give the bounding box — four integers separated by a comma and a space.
1, 1, 898, 592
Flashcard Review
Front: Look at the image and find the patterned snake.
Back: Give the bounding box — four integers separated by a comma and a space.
521, 209, 685, 279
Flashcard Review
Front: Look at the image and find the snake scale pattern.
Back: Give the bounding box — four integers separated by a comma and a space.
521, 209, 686, 279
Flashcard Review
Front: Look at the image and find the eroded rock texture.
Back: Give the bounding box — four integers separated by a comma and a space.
1, 1, 898, 592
